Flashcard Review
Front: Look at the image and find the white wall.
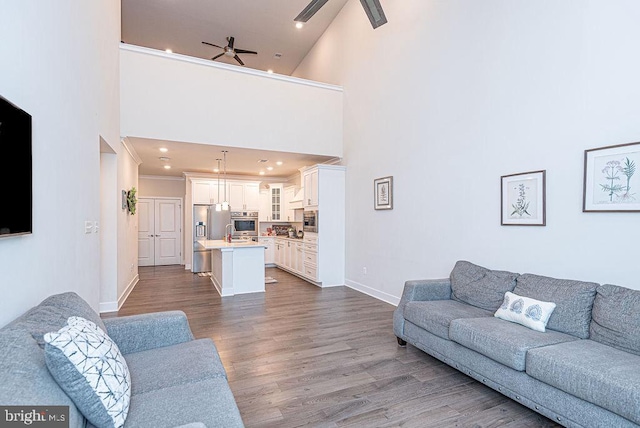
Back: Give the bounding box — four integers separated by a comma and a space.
0, 1, 121, 326
139, 176, 186, 199
294, 0, 640, 304
120, 45, 344, 157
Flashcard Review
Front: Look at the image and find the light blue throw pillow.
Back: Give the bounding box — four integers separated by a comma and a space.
44, 316, 131, 428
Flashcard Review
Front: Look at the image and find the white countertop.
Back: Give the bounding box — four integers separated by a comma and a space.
198, 240, 266, 250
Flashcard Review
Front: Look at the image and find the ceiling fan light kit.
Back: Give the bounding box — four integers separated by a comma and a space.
294, 0, 387, 29
201, 36, 257, 66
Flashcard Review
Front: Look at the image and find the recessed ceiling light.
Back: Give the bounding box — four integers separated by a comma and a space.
276, 161, 283, 166
259, 171, 265, 175
213, 168, 220, 173
267, 69, 274, 74
163, 165, 171, 169
266, 166, 274, 171
295, 22, 304, 29
159, 147, 168, 152
165, 49, 173, 53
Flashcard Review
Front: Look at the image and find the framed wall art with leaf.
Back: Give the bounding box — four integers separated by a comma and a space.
501, 170, 546, 226
583, 142, 640, 212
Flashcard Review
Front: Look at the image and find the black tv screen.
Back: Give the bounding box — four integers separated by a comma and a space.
0, 95, 32, 237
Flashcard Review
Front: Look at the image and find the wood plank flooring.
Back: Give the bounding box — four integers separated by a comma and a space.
106, 265, 560, 427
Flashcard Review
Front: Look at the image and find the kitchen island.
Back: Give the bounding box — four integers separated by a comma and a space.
198, 240, 265, 297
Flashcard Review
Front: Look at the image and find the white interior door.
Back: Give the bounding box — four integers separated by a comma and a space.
138, 198, 182, 266
138, 199, 154, 266
154, 199, 182, 265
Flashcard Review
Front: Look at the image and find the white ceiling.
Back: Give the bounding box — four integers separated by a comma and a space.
121, 0, 350, 76
130, 137, 340, 179
122, 1, 348, 179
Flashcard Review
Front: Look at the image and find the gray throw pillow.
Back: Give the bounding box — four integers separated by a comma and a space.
44, 317, 131, 428
450, 260, 519, 311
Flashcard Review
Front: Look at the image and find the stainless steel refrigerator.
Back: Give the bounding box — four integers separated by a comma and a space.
192, 205, 231, 273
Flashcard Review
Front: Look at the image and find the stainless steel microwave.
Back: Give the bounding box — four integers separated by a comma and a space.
303, 210, 318, 233
231, 211, 258, 237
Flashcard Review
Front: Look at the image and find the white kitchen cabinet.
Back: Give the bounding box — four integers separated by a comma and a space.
229, 181, 260, 211
303, 168, 318, 208
274, 239, 285, 266
259, 189, 270, 221
193, 180, 224, 205
298, 165, 346, 286
270, 184, 283, 221
294, 241, 304, 274
259, 237, 275, 265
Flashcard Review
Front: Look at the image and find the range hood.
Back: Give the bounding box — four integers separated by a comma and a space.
289, 188, 304, 209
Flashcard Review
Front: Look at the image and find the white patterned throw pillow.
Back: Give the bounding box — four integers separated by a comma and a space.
494, 291, 556, 332
44, 316, 131, 428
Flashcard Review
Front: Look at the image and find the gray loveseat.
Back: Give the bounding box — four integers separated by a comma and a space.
393, 260, 640, 428
0, 292, 244, 428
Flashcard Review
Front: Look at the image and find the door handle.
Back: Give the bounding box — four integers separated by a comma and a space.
148, 234, 153, 237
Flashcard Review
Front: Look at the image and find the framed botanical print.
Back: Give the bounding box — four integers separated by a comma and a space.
374, 176, 393, 210
501, 170, 546, 226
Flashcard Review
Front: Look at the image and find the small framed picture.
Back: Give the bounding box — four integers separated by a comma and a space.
501, 170, 546, 226
374, 176, 393, 210
583, 141, 640, 212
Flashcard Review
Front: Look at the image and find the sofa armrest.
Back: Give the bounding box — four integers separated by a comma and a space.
393, 279, 451, 339
102, 311, 195, 355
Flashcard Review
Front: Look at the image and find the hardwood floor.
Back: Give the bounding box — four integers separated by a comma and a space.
108, 265, 560, 427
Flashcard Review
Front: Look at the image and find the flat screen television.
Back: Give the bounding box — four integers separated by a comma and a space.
0, 95, 32, 238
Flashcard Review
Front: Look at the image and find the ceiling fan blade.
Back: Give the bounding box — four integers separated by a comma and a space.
294, 0, 329, 22
202, 41, 224, 49
234, 49, 257, 55
234, 55, 245, 66
228, 36, 235, 49
359, 0, 388, 29
211, 53, 225, 61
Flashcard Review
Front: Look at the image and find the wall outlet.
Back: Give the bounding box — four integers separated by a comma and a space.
84, 221, 93, 234
362, 267, 367, 275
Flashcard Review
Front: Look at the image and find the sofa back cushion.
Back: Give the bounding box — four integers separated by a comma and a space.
590, 284, 640, 355
0, 329, 85, 428
513, 274, 598, 339
5, 292, 105, 348
450, 260, 519, 311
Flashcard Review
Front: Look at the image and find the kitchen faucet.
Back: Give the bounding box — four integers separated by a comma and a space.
225, 224, 234, 242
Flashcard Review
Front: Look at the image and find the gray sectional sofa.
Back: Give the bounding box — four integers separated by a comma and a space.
0, 292, 244, 428
393, 260, 640, 428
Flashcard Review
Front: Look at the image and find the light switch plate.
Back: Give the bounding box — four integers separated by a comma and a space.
84, 221, 93, 234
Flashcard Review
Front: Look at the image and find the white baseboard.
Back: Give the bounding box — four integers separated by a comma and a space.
117, 273, 139, 310
345, 279, 400, 307
99, 301, 118, 313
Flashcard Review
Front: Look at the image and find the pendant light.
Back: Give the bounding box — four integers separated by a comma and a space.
222, 150, 229, 211
215, 159, 222, 212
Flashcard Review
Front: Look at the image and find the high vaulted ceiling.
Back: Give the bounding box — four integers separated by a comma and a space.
121, 0, 350, 76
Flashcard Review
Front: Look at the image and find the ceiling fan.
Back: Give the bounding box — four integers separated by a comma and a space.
295, 0, 387, 29
201, 36, 257, 66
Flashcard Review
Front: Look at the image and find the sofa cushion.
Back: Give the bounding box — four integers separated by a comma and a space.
6, 292, 106, 348
526, 339, 640, 425
513, 274, 598, 339
404, 300, 492, 340
494, 291, 557, 332
590, 284, 640, 356
44, 317, 131, 428
125, 338, 227, 396
450, 317, 577, 371
450, 260, 519, 311
0, 329, 86, 428
125, 378, 244, 428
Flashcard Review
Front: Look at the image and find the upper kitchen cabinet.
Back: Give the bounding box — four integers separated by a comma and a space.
193, 180, 224, 205
229, 181, 260, 211
303, 168, 319, 208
